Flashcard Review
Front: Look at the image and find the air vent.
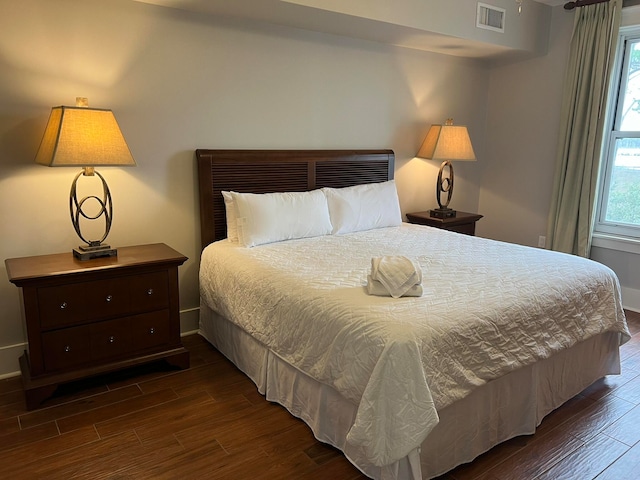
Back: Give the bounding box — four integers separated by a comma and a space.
477, 3, 505, 33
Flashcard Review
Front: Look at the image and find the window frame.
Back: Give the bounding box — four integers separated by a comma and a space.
595, 27, 640, 241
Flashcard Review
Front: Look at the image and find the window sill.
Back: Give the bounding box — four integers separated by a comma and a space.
592, 233, 640, 255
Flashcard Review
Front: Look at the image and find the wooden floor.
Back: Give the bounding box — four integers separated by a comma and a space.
0, 311, 639, 480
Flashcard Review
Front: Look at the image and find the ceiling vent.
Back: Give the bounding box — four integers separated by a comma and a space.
477, 3, 505, 33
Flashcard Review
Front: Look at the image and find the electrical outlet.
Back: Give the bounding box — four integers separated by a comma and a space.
538, 235, 546, 248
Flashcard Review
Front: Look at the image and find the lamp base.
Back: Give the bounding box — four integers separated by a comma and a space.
430, 208, 457, 219
73, 244, 117, 261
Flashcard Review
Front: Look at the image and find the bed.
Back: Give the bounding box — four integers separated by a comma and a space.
195, 149, 630, 479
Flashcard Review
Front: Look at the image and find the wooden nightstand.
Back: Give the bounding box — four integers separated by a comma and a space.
5, 243, 190, 409
406, 211, 483, 236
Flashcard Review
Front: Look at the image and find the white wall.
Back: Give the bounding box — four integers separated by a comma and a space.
0, 0, 490, 376
478, 6, 573, 247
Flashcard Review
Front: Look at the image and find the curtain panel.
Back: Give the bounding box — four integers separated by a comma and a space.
547, 1, 622, 257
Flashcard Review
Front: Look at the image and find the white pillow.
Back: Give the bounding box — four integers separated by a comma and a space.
230, 189, 333, 247
323, 180, 402, 234
221, 191, 238, 242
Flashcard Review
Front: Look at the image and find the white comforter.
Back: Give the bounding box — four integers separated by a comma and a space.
199, 224, 629, 468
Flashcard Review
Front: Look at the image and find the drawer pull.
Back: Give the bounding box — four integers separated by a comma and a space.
147, 288, 154, 296
109, 336, 115, 343
149, 327, 155, 334
105, 295, 113, 303
64, 345, 71, 353
60, 302, 68, 310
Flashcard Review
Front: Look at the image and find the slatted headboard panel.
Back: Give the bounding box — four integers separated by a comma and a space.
196, 149, 395, 249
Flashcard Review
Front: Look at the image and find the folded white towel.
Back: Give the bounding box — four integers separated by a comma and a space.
370, 256, 422, 298
366, 275, 423, 297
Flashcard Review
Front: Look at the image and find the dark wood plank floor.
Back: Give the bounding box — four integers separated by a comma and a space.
0, 310, 638, 479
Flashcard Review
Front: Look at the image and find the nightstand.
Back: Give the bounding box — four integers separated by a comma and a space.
406, 211, 483, 236
5, 243, 190, 409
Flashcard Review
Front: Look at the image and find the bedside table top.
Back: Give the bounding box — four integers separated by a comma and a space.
6, 243, 187, 286
406, 211, 483, 226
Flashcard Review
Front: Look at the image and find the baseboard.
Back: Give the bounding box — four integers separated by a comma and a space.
179, 306, 200, 333
0, 307, 202, 380
0, 343, 23, 380
622, 286, 640, 313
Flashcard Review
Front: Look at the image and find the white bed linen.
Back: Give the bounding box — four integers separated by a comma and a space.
199, 304, 621, 479
199, 223, 629, 469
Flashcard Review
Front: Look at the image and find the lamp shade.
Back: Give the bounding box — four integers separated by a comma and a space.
35, 105, 135, 167
416, 119, 476, 162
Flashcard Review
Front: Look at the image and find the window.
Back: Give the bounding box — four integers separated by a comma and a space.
596, 28, 640, 240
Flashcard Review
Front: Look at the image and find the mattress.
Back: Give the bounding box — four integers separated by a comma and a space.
199, 223, 629, 472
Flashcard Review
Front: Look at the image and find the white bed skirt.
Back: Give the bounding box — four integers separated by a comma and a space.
199, 301, 622, 479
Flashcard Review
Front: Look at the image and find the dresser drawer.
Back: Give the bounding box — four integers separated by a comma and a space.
131, 310, 171, 351
38, 278, 131, 329
42, 318, 133, 371
40, 311, 172, 373
90, 317, 133, 361
129, 272, 169, 313
42, 325, 91, 372
38, 271, 170, 329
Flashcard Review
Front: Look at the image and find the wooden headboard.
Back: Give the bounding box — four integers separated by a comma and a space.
196, 149, 395, 249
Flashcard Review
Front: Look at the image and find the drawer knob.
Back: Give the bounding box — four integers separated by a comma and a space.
109, 336, 115, 343
64, 345, 71, 353
60, 302, 68, 310
147, 288, 154, 296
105, 295, 113, 303
149, 327, 155, 334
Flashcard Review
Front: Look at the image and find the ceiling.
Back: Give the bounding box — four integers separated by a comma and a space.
131, 0, 560, 60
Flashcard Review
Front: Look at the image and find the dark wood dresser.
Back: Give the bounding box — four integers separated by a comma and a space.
5, 243, 190, 409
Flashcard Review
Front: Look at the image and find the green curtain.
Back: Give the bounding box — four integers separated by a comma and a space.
547, 1, 622, 257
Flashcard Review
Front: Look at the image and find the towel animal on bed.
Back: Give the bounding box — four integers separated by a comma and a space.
367, 256, 423, 298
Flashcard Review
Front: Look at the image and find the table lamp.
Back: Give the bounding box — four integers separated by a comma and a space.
34, 97, 136, 260
416, 118, 476, 218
